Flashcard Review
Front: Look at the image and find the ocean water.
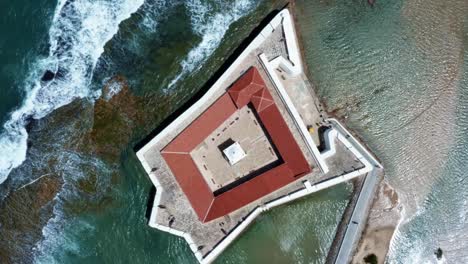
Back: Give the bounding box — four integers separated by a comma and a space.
0, 0, 53, 124
0, 0, 55, 178
295, 0, 468, 262
0, 0, 466, 263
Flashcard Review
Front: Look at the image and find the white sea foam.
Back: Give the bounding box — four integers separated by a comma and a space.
138, 1, 166, 33
166, 0, 257, 90
0, 0, 144, 184
102, 77, 125, 101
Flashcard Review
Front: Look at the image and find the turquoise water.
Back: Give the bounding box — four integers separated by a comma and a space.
1, 0, 467, 263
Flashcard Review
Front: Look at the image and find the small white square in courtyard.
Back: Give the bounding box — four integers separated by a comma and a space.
223, 141, 247, 165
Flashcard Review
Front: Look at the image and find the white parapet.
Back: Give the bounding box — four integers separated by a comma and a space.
260, 23, 275, 38
268, 10, 303, 76
327, 118, 382, 168
321, 129, 338, 159
257, 9, 328, 173
304, 180, 313, 191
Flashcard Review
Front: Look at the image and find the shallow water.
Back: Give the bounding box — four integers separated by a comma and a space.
295, 0, 468, 262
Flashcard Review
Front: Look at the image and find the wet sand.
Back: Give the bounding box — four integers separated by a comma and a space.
352, 182, 401, 264
352, 226, 395, 264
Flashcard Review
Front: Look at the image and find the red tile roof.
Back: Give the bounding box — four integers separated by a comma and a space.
161, 67, 311, 222
163, 94, 237, 153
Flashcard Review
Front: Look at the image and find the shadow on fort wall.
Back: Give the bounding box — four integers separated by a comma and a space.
317, 125, 332, 152
145, 186, 156, 220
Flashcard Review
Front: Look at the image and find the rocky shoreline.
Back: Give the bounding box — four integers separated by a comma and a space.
0, 76, 154, 263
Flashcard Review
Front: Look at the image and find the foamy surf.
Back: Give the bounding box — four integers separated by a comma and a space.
0, 0, 144, 184
166, 0, 257, 90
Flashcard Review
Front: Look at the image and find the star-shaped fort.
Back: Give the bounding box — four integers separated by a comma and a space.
136, 8, 382, 264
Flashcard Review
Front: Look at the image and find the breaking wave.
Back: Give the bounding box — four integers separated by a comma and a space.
0, 0, 144, 184
166, 0, 257, 89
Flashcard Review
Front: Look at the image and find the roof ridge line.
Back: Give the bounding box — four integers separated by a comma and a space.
203, 197, 216, 222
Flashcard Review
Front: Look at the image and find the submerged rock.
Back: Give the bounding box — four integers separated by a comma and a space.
0, 173, 62, 263
41, 70, 55, 82
0, 73, 173, 262
435, 248, 443, 260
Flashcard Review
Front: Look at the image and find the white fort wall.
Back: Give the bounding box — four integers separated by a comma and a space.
136, 8, 381, 264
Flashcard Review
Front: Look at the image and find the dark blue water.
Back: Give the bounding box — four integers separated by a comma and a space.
0, 0, 54, 125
